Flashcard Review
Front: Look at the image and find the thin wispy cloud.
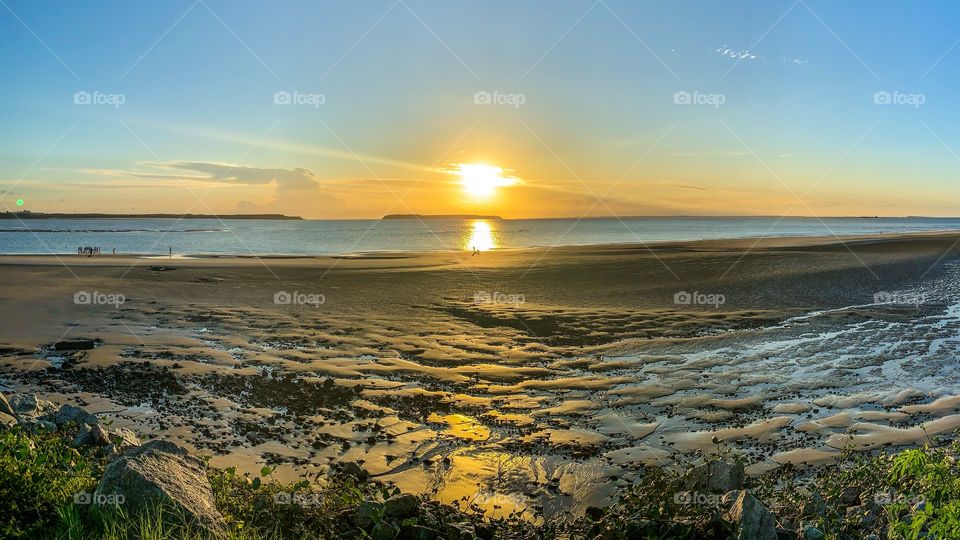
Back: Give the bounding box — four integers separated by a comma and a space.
136, 162, 322, 191
715, 45, 759, 60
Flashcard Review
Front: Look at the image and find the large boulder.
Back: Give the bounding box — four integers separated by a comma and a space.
54, 404, 98, 427
9, 393, 56, 419
94, 440, 225, 536
684, 459, 746, 493
723, 490, 777, 540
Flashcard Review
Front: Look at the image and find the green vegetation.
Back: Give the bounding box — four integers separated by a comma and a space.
0, 427, 99, 538
6, 421, 960, 539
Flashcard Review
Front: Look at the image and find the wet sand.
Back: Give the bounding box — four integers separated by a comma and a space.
2, 231, 960, 519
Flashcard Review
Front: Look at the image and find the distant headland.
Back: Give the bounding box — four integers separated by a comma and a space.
381, 214, 503, 220
0, 211, 303, 220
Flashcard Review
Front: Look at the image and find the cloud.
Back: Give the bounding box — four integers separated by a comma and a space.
136, 161, 321, 191
715, 45, 759, 60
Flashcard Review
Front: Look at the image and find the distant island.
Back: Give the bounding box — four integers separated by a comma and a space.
382, 214, 503, 220
0, 212, 303, 220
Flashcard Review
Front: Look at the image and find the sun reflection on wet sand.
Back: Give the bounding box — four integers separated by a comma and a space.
464, 220, 498, 252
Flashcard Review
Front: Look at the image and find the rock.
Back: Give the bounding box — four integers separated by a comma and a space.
109, 427, 142, 449
723, 490, 777, 540
0, 393, 15, 418
91, 423, 111, 446
340, 461, 369, 480
398, 524, 439, 540
839, 485, 861, 505
23, 419, 57, 433
72, 423, 93, 447
685, 459, 746, 492
803, 525, 826, 540
585, 505, 605, 521
72, 422, 111, 447
384, 493, 420, 519
8, 394, 56, 418
0, 411, 16, 427
802, 491, 826, 516
53, 338, 96, 350
54, 404, 98, 427
354, 500, 385, 529
94, 440, 225, 536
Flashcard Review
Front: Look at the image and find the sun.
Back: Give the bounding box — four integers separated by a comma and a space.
457, 163, 516, 198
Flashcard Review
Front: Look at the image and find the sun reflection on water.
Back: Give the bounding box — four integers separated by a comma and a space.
464, 220, 498, 252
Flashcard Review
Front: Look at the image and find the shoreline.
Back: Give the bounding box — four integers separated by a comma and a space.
1, 228, 960, 265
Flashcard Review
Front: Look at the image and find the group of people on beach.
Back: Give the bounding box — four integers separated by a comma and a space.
75, 246, 170, 256
77, 246, 116, 256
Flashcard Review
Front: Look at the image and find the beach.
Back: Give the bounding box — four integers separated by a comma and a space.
2, 231, 960, 519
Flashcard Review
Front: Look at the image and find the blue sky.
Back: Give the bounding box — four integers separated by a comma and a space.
2, 1, 959, 218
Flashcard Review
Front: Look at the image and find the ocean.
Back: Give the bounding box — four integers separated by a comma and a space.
1, 216, 960, 255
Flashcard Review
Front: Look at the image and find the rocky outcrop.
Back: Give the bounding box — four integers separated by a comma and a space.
684, 459, 746, 493
723, 490, 777, 540
94, 439, 226, 536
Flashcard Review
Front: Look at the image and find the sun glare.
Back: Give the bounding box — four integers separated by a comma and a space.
466, 220, 496, 251
457, 163, 515, 198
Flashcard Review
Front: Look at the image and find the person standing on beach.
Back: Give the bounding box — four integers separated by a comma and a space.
169, 246, 172, 258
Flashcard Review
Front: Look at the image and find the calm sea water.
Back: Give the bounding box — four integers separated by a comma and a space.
1, 217, 960, 256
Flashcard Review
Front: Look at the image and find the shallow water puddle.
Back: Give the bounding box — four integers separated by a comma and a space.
427, 413, 490, 441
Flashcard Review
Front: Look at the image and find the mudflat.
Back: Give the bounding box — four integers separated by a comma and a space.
2, 231, 960, 518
